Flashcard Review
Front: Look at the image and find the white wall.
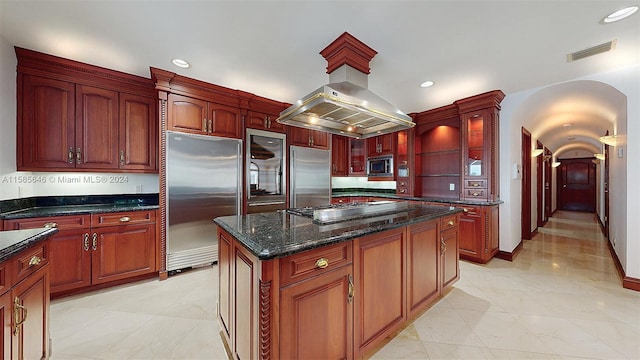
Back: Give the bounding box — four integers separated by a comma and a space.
0, 35, 159, 201
500, 65, 638, 279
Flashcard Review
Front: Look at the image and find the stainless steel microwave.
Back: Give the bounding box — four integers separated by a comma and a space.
367, 155, 393, 177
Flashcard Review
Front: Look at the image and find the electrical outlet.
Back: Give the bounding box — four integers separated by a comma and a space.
136, 185, 143, 193
449, 183, 455, 191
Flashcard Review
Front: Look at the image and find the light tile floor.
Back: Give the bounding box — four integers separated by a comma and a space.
50, 211, 640, 359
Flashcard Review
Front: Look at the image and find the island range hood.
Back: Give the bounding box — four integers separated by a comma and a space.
276, 32, 414, 139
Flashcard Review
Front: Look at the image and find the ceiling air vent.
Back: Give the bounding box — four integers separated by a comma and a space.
567, 39, 617, 62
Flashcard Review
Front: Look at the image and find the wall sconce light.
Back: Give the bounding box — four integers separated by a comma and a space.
552, 161, 561, 168
531, 148, 544, 157
594, 153, 606, 160
598, 134, 624, 146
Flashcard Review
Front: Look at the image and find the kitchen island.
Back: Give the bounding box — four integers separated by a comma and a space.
0, 227, 58, 359
214, 202, 462, 359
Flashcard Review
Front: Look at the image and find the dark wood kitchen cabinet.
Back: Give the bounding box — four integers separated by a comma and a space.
246, 110, 286, 133
367, 133, 395, 157
457, 91, 504, 202
407, 221, 440, 318
0, 240, 51, 360
353, 227, 406, 356
331, 134, 349, 176
350, 138, 367, 175
289, 127, 330, 149
167, 93, 241, 138
458, 204, 499, 263
16, 47, 158, 173
4, 210, 157, 297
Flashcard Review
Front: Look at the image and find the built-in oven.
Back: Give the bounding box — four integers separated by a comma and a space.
367, 155, 393, 177
246, 129, 287, 213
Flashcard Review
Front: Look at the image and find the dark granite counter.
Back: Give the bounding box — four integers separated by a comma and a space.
331, 189, 503, 206
0, 194, 159, 220
0, 227, 58, 263
214, 202, 462, 260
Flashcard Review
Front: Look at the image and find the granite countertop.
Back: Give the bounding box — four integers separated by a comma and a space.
214, 202, 462, 260
0, 194, 159, 220
1, 203, 159, 220
0, 227, 58, 263
331, 190, 503, 206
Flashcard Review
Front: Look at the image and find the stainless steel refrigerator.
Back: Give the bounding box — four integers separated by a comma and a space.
166, 131, 242, 272
290, 145, 332, 208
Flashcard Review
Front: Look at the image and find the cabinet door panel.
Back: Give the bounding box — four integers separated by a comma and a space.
441, 227, 459, 288
280, 265, 353, 360
290, 127, 311, 147
459, 212, 482, 257
355, 228, 405, 353
218, 230, 232, 339
49, 229, 92, 294
76, 85, 119, 169
408, 221, 440, 316
12, 265, 49, 360
310, 130, 329, 149
331, 135, 349, 176
0, 291, 10, 360
209, 103, 241, 138
92, 224, 156, 284
167, 94, 208, 134
119, 93, 157, 171
20, 75, 75, 169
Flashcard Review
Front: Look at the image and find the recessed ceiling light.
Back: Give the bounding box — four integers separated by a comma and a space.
568, 137, 576, 141
171, 58, 190, 68
562, 123, 573, 127
420, 80, 434, 88
603, 6, 638, 23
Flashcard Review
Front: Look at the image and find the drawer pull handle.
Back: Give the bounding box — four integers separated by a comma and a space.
315, 258, 329, 269
472, 192, 480, 196
347, 274, 354, 304
28, 256, 42, 266
448, 220, 454, 226
44, 222, 58, 228
13, 297, 27, 336
119, 216, 131, 223
83, 233, 90, 251
92, 233, 98, 251
473, 183, 480, 187
440, 237, 446, 254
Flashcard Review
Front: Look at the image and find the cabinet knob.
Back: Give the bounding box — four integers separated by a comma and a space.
463, 208, 469, 213
315, 258, 329, 269
44, 222, 58, 228
119, 216, 131, 223
400, 189, 406, 193
448, 220, 454, 226
28, 255, 42, 266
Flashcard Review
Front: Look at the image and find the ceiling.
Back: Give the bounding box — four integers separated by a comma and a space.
1, 1, 638, 154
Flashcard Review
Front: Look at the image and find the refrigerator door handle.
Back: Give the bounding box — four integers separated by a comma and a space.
237, 142, 243, 216
290, 148, 296, 208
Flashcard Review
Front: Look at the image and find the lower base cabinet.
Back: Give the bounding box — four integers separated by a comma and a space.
4, 210, 157, 297
458, 205, 499, 263
0, 243, 51, 360
218, 214, 459, 359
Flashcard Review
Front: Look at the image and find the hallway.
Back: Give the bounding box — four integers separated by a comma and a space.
49, 211, 640, 359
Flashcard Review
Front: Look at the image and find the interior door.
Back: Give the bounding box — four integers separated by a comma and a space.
558, 158, 596, 212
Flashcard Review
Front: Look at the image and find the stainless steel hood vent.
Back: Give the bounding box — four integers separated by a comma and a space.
277, 61, 414, 139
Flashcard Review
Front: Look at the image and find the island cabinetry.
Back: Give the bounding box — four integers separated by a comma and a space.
353, 227, 406, 357
4, 210, 157, 297
331, 134, 349, 176
217, 209, 460, 359
0, 241, 51, 359
458, 205, 499, 263
289, 127, 330, 149
16, 47, 158, 173
167, 93, 241, 138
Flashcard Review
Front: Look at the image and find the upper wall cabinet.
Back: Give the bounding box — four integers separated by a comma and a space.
167, 93, 241, 138
289, 127, 330, 150
16, 47, 158, 173
367, 133, 395, 157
